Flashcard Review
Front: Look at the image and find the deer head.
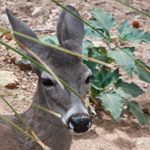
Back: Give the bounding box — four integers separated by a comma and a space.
6, 5, 92, 134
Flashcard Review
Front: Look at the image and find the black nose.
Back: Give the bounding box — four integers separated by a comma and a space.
67, 114, 91, 133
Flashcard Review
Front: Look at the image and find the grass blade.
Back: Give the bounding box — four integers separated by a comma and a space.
0, 27, 112, 68
0, 87, 61, 118
2, 31, 63, 89
51, 0, 150, 73
0, 95, 51, 150
115, 0, 150, 18
0, 33, 95, 110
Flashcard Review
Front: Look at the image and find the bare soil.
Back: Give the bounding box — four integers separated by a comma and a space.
0, 0, 150, 150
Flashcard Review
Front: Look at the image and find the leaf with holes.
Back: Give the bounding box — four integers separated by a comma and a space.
108, 47, 135, 77
96, 92, 123, 122
127, 101, 149, 125
115, 79, 145, 100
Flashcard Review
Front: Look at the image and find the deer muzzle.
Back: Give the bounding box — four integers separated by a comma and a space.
67, 114, 91, 133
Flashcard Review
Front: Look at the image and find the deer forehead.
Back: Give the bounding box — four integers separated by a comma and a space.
41, 64, 92, 84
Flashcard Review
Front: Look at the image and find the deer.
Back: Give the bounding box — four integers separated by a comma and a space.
0, 5, 93, 150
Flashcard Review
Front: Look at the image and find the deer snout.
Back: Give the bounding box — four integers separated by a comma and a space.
67, 114, 91, 133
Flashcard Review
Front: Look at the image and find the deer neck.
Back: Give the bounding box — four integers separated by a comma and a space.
20, 87, 72, 150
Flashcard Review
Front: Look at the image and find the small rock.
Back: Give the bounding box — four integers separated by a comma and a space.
22, 78, 28, 82
144, 83, 148, 88
0, 14, 9, 25
21, 85, 26, 90
92, 41, 104, 47
0, 56, 5, 63
0, 71, 19, 88
142, 7, 148, 11
123, 114, 128, 118
32, 7, 43, 16
32, 7, 50, 17
33, 83, 37, 87
7, 48, 31, 70
51, 9, 59, 16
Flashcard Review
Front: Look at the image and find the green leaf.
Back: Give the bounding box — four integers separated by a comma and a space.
126, 29, 150, 44
85, 97, 90, 109
127, 101, 149, 125
91, 86, 100, 99
85, 47, 107, 72
91, 8, 117, 31
96, 92, 124, 122
108, 47, 135, 77
90, 70, 104, 90
118, 20, 132, 42
99, 47, 107, 56
84, 23, 104, 40
133, 60, 150, 83
82, 40, 94, 59
115, 79, 145, 100
105, 68, 119, 86
118, 21, 132, 37
118, 20, 150, 44
39, 36, 59, 45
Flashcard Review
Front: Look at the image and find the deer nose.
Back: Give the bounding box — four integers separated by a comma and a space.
67, 114, 91, 133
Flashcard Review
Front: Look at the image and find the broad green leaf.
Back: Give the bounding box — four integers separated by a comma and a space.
84, 23, 104, 40
39, 36, 59, 45
91, 86, 100, 99
82, 40, 94, 59
126, 29, 150, 44
127, 101, 149, 125
108, 47, 135, 77
115, 79, 145, 100
105, 68, 119, 86
85, 47, 107, 72
118, 20, 150, 44
99, 47, 107, 56
133, 59, 150, 83
90, 70, 104, 90
90, 8, 117, 31
96, 92, 124, 122
118, 20, 132, 42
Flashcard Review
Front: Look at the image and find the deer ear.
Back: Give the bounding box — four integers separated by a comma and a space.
6, 9, 39, 54
57, 5, 84, 46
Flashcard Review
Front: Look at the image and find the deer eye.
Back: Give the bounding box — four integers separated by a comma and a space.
43, 79, 54, 86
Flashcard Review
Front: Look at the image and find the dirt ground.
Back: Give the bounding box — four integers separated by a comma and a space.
0, 0, 150, 150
